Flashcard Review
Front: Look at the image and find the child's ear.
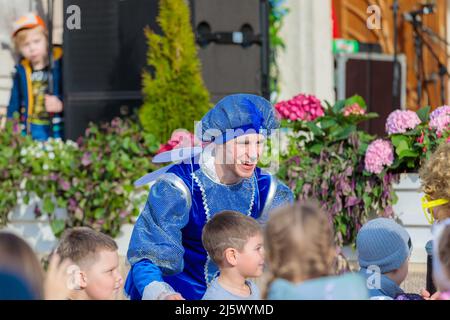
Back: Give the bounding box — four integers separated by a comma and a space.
78, 271, 88, 289
224, 248, 238, 266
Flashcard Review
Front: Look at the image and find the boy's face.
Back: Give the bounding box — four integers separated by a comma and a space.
82, 250, 123, 300
17, 28, 47, 66
235, 233, 265, 278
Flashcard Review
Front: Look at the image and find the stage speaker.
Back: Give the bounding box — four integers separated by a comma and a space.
63, 0, 269, 140
190, 0, 270, 103
63, 0, 160, 140
335, 53, 407, 137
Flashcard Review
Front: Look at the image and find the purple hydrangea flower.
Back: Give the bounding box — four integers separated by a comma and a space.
429, 105, 450, 135
385, 110, 421, 135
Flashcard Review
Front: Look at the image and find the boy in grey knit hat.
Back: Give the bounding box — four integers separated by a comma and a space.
356, 218, 412, 299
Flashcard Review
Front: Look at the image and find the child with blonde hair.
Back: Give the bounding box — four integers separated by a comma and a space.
419, 142, 450, 299
264, 201, 368, 300
7, 13, 64, 141
419, 142, 450, 223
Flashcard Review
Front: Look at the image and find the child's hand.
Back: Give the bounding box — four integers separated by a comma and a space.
165, 293, 185, 300
44, 253, 74, 300
45, 95, 63, 113
420, 288, 441, 300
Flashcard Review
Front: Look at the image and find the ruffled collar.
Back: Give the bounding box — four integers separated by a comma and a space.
199, 150, 247, 186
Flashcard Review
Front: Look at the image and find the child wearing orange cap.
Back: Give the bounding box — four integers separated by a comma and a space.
7, 13, 64, 141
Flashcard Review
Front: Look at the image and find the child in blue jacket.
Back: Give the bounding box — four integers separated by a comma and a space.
7, 13, 63, 141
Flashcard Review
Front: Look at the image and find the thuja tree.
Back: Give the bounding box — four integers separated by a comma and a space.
139, 0, 211, 142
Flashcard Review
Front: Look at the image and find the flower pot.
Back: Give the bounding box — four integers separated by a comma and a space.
392, 173, 431, 263
3, 190, 146, 257
5, 192, 68, 254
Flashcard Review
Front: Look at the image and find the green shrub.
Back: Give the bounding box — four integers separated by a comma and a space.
139, 0, 211, 142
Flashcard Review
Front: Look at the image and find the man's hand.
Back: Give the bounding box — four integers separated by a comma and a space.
45, 95, 63, 113
420, 288, 441, 300
165, 293, 185, 300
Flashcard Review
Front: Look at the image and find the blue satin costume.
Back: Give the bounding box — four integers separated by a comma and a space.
124, 94, 294, 300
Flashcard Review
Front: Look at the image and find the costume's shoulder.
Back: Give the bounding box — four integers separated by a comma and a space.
255, 167, 294, 218
166, 158, 200, 187
150, 171, 193, 210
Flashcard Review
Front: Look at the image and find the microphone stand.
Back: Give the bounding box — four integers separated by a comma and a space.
392, 0, 400, 109
409, 14, 427, 106
416, 23, 450, 105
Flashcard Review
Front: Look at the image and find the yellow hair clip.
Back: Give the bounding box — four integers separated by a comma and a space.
421, 195, 449, 224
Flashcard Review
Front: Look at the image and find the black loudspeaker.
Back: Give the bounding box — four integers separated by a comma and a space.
335, 53, 407, 137
190, 0, 270, 103
63, 0, 160, 140
63, 0, 269, 140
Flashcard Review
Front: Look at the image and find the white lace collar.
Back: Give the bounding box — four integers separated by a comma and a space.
199, 150, 245, 186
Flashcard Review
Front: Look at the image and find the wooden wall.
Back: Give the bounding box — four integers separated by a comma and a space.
333, 0, 448, 110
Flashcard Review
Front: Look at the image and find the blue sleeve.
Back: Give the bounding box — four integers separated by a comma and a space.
7, 71, 21, 118
127, 259, 164, 298
270, 180, 294, 210
257, 177, 294, 226
125, 174, 191, 296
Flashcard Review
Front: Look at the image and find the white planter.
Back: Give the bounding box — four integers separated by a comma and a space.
5, 192, 68, 254
342, 173, 431, 264
392, 173, 430, 264
2, 190, 146, 257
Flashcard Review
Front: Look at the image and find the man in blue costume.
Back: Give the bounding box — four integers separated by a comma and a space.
125, 94, 294, 300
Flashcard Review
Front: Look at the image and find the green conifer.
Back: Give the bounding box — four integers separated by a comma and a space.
139, 0, 211, 142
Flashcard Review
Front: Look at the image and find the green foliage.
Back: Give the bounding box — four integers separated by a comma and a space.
0, 118, 160, 238
269, 0, 290, 102
0, 120, 27, 225
278, 96, 398, 246
139, 0, 211, 142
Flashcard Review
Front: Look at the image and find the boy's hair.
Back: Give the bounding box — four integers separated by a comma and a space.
420, 142, 450, 215
13, 25, 48, 53
202, 211, 262, 266
0, 232, 44, 299
263, 201, 335, 298
439, 226, 450, 281
56, 227, 118, 267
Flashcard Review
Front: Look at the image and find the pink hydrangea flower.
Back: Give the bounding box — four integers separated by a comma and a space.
275, 94, 325, 121
343, 103, 366, 116
364, 139, 394, 174
429, 105, 450, 135
385, 110, 421, 135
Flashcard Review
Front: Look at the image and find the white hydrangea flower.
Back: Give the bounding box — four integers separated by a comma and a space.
48, 152, 55, 160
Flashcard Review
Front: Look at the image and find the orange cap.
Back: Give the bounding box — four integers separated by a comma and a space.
12, 13, 46, 37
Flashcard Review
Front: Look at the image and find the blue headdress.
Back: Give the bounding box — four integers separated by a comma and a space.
135, 94, 278, 186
